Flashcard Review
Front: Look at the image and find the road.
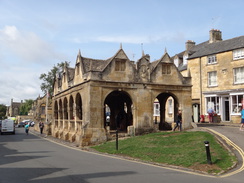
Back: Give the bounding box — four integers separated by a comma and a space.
0, 126, 243, 183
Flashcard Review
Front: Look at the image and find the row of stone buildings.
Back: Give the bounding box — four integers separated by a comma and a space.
7, 29, 244, 146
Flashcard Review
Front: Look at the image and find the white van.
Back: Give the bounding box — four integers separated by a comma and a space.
0, 119, 15, 135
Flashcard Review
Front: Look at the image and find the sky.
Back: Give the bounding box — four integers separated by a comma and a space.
0, 0, 243, 106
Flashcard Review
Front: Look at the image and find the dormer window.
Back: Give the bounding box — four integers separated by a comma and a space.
162, 64, 171, 74
183, 54, 188, 65
233, 48, 244, 60
208, 55, 217, 64
115, 59, 126, 71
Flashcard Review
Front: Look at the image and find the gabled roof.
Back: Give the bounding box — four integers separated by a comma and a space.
79, 48, 131, 73
67, 67, 75, 81
188, 36, 244, 59
151, 52, 172, 73
82, 57, 109, 72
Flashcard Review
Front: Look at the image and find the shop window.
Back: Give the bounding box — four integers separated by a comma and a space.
231, 94, 243, 114
205, 96, 219, 114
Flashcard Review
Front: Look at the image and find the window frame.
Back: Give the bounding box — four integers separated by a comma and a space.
154, 102, 160, 116
208, 71, 217, 87
233, 67, 244, 84
207, 55, 217, 64
233, 48, 244, 60
162, 64, 171, 75
115, 59, 126, 71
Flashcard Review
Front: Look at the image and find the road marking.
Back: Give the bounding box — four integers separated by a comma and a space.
203, 128, 244, 178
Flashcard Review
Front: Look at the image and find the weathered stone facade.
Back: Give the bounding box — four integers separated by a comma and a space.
52, 48, 192, 146
6, 99, 22, 117
32, 95, 52, 133
175, 29, 244, 123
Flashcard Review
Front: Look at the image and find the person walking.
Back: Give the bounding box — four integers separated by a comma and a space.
240, 108, 244, 131
25, 123, 30, 135
173, 110, 182, 131
207, 107, 214, 123
39, 122, 44, 134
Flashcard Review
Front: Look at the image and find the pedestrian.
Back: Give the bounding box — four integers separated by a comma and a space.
207, 107, 214, 123
39, 122, 44, 134
25, 123, 29, 135
173, 110, 182, 131
240, 108, 244, 131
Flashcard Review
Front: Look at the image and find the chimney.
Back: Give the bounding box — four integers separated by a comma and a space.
185, 40, 195, 50
209, 29, 222, 43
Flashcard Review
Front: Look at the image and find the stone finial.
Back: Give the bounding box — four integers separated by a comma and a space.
164, 47, 167, 54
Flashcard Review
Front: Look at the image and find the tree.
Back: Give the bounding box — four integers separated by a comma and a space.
39, 61, 69, 97
0, 104, 7, 119
19, 99, 34, 115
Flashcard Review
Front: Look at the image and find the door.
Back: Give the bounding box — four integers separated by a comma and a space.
223, 97, 230, 121
193, 104, 199, 123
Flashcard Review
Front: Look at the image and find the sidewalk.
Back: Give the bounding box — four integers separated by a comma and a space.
196, 122, 240, 128
29, 127, 81, 149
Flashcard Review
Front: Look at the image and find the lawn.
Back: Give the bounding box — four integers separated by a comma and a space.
91, 131, 237, 174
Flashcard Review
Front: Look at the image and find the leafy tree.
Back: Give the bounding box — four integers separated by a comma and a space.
39, 61, 69, 97
19, 99, 34, 115
0, 104, 7, 119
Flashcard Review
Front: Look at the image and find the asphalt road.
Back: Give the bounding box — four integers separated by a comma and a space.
0, 126, 244, 183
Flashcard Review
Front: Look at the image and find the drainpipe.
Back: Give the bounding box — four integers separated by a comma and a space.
199, 57, 203, 115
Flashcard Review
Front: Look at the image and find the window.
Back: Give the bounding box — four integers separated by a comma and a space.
205, 96, 219, 114
233, 48, 244, 60
208, 55, 217, 64
168, 99, 173, 114
234, 67, 244, 84
115, 59, 126, 71
208, 71, 217, 86
183, 55, 188, 65
231, 94, 244, 114
162, 64, 171, 74
41, 105, 45, 115
154, 102, 160, 116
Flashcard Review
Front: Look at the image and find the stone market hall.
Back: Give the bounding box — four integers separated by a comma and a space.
52, 46, 192, 146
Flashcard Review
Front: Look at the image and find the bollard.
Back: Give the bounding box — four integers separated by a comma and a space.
204, 141, 212, 165
116, 129, 118, 150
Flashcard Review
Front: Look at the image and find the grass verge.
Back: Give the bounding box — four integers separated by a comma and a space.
91, 131, 237, 174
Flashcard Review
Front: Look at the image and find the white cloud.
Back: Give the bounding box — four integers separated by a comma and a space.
0, 25, 59, 64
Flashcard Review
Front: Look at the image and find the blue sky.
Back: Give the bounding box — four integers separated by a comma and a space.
0, 0, 243, 106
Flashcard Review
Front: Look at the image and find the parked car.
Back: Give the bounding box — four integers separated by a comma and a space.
17, 122, 26, 127
29, 121, 35, 127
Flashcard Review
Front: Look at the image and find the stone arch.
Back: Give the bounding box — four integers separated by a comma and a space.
69, 95, 74, 120
59, 99, 63, 119
75, 93, 82, 120
155, 92, 179, 130
54, 100, 58, 119
63, 97, 68, 120
104, 90, 133, 131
